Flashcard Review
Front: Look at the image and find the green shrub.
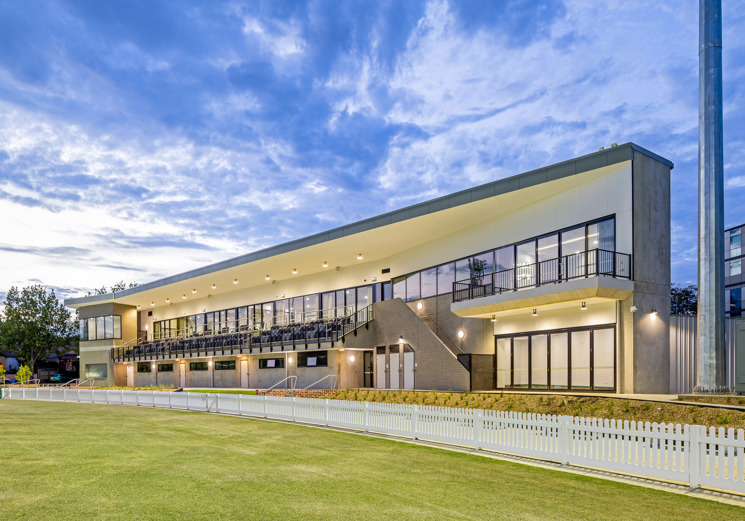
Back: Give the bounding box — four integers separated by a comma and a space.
17, 365, 32, 384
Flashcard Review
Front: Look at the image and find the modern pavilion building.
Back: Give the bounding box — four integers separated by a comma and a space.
66, 143, 673, 393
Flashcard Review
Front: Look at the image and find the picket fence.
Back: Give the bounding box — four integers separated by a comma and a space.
3, 387, 745, 495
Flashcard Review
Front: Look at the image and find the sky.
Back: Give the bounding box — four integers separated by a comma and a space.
1, 0, 744, 304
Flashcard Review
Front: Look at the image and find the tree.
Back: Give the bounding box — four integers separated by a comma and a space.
17, 364, 31, 384
0, 285, 78, 374
86, 281, 139, 297
671, 283, 697, 315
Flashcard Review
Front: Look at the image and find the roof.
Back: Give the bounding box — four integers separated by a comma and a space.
65, 142, 672, 308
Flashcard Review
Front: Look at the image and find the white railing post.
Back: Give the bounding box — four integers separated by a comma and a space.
474, 410, 484, 450
169, 392, 172, 410
63, 388, 67, 402
106, 390, 110, 404
324, 399, 329, 427
136, 392, 140, 407
412, 405, 419, 440
559, 415, 570, 466
689, 425, 701, 489
238, 395, 243, 416
363, 402, 369, 432
292, 397, 296, 423
262, 394, 267, 418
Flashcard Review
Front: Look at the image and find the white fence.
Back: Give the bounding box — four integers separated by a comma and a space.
3, 387, 745, 495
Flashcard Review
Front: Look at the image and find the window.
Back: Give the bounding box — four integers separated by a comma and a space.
729, 288, 742, 315
730, 259, 741, 277
730, 228, 742, 258
78, 315, 122, 341
420, 267, 437, 298
158, 364, 174, 372
190, 362, 209, 371
259, 358, 284, 369
405, 272, 420, 301
436, 263, 455, 295
215, 360, 236, 370
298, 352, 328, 367
588, 219, 615, 251
85, 364, 107, 379
137, 362, 151, 373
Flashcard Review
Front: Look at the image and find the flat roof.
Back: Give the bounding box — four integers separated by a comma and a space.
66, 142, 672, 307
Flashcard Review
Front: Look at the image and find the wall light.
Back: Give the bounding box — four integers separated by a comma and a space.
208, 360, 213, 367
212, 283, 216, 289
137, 305, 141, 310
581, 302, 587, 311
651, 308, 658, 316
234, 278, 238, 284
357, 253, 363, 260
532, 309, 538, 317
192, 289, 196, 294
151, 302, 154, 306
630, 305, 638, 313
151, 363, 156, 369
182, 294, 186, 299
398, 336, 404, 344
457, 330, 465, 339
323, 261, 328, 268
292, 268, 297, 274
166, 298, 170, 303
266, 274, 270, 280
349, 355, 355, 363
288, 356, 293, 364
416, 302, 423, 310
490, 315, 497, 322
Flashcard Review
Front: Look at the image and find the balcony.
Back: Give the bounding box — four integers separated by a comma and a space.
451, 249, 632, 315
112, 305, 373, 363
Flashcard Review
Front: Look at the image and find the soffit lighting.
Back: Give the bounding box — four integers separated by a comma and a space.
137, 305, 141, 310
292, 268, 297, 274
323, 261, 328, 268
212, 283, 216, 289
490, 315, 497, 322
166, 298, 170, 303
532, 309, 538, 317
581, 302, 587, 310
182, 294, 186, 299
398, 336, 404, 344
357, 253, 363, 260
266, 275, 270, 280
151, 302, 154, 307
234, 278, 238, 284
192, 289, 196, 294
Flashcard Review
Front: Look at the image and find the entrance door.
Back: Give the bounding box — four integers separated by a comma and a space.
363, 352, 373, 388
126, 364, 134, 387
390, 351, 400, 389
403, 350, 414, 390
240, 359, 249, 388
179, 362, 186, 388
376, 348, 386, 388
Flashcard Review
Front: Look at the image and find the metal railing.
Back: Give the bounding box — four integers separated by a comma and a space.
453, 249, 632, 303
112, 304, 375, 363
303, 375, 337, 390
265, 376, 297, 392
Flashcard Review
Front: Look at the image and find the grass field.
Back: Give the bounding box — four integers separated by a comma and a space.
0, 401, 741, 521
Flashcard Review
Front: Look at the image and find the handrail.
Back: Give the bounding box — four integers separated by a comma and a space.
265, 375, 297, 392
56, 379, 80, 388
419, 316, 464, 356
303, 374, 337, 390
76, 378, 95, 388
453, 248, 632, 302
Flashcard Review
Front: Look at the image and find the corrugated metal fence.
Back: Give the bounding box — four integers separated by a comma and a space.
669, 315, 738, 394
3, 387, 745, 495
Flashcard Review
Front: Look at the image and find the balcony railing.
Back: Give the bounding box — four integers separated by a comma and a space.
112, 304, 374, 363
452, 249, 632, 303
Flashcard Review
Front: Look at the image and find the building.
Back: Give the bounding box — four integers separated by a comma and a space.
66, 143, 673, 393
725, 224, 744, 317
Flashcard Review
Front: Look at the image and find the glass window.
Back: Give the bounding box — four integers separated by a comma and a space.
730, 259, 742, 277
227, 309, 237, 332
406, 272, 420, 301
85, 364, 107, 379
336, 290, 346, 315
96, 316, 105, 340
550, 333, 568, 389
113, 316, 121, 339
537, 234, 558, 262
196, 314, 205, 334
393, 275, 410, 301
259, 358, 285, 369
298, 351, 328, 367
190, 362, 209, 371
593, 328, 615, 390
345, 289, 354, 313
137, 362, 151, 373
531, 335, 548, 388
305, 294, 319, 320
79, 319, 88, 341
321, 291, 335, 318
496, 338, 511, 388
215, 360, 236, 370
205, 312, 215, 334
436, 263, 455, 295
730, 228, 741, 258
238, 307, 248, 329
588, 219, 615, 251
262, 303, 273, 328
382, 281, 392, 301
561, 226, 585, 256
420, 267, 437, 298
473, 251, 494, 274
251, 306, 262, 330
158, 364, 173, 372
104, 316, 113, 339
88, 317, 96, 340
356, 286, 371, 310
516, 242, 536, 288
455, 259, 470, 283
495, 246, 514, 272
571, 331, 591, 389
512, 337, 529, 388
730, 288, 742, 314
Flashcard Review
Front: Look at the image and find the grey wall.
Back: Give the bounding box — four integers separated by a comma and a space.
629, 153, 672, 393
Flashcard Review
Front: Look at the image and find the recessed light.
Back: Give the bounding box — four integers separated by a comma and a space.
166, 298, 170, 303
265, 274, 270, 280
182, 294, 186, 299
234, 278, 238, 284
581, 302, 587, 310
292, 268, 297, 274
323, 261, 328, 268
137, 305, 141, 310
151, 302, 154, 306
532, 309, 538, 317
490, 315, 496, 322
192, 289, 196, 294
357, 253, 363, 260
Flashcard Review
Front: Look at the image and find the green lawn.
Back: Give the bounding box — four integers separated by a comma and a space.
0, 401, 740, 521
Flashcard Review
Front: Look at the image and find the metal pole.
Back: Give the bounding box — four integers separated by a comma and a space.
697, 0, 725, 390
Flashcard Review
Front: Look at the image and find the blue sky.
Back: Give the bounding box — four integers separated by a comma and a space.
0, 0, 744, 301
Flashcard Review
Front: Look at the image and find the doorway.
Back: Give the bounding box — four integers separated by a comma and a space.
240, 359, 249, 388
179, 362, 186, 388
363, 351, 373, 388
126, 364, 134, 387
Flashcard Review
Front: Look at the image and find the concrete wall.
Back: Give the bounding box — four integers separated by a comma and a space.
628, 153, 672, 393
